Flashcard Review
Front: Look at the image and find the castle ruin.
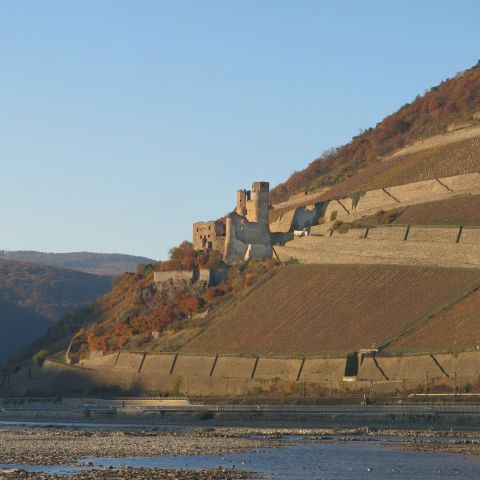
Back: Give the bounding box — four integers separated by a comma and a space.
193, 181, 272, 263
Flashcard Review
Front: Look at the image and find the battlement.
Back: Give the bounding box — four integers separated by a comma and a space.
235, 181, 270, 225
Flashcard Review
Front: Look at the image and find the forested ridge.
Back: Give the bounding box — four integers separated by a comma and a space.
0, 259, 113, 366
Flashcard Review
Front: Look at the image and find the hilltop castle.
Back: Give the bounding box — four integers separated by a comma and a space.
193, 181, 272, 263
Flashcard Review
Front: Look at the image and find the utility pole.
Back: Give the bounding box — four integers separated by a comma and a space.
424, 371, 429, 394
453, 370, 457, 395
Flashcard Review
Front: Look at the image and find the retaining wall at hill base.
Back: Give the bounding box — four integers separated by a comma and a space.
141, 353, 176, 375
80, 352, 119, 369
357, 357, 388, 381
213, 356, 257, 379
434, 352, 480, 380
461, 228, 480, 244
254, 358, 302, 381
4, 351, 480, 397
375, 355, 447, 381
301, 358, 346, 383
172, 354, 217, 377
114, 352, 145, 371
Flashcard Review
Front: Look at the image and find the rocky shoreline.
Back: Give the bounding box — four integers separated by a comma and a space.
0, 467, 254, 480
0, 427, 280, 466
1, 425, 480, 479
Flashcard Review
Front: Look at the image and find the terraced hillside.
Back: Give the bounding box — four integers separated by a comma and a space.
328, 137, 480, 199
352, 194, 480, 227
270, 60, 480, 204
391, 194, 480, 226
270, 137, 480, 222
385, 288, 480, 354
184, 264, 480, 356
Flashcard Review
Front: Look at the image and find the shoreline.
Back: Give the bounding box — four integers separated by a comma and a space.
1, 424, 480, 466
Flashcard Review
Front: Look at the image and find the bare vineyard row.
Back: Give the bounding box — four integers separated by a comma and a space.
186, 265, 480, 356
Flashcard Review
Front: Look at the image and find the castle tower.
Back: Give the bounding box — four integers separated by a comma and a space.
246, 181, 269, 226
236, 189, 248, 216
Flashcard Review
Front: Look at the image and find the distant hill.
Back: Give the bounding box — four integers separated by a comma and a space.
270, 60, 480, 204
0, 251, 155, 276
0, 259, 113, 366
0, 298, 51, 366
0, 259, 113, 321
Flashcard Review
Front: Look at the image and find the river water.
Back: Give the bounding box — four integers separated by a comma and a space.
2, 438, 480, 479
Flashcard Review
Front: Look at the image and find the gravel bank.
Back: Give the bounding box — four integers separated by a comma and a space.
0, 427, 278, 466
0, 467, 254, 480
1, 424, 480, 478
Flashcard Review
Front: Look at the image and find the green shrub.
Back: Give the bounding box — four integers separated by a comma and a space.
330, 210, 338, 222
352, 191, 366, 210
32, 350, 49, 366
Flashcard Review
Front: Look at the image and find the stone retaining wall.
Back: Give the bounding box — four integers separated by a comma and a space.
254, 358, 302, 380
213, 356, 256, 379
354, 189, 398, 213
153, 271, 193, 283
276, 226, 480, 268
317, 173, 480, 228
5, 350, 480, 397
387, 179, 448, 203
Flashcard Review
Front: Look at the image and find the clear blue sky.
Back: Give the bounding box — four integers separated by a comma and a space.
1, 1, 478, 260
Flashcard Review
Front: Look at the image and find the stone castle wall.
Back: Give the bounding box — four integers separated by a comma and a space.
153, 271, 193, 283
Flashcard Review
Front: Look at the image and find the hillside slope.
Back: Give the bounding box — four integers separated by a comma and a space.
0, 259, 113, 366
0, 298, 51, 366
385, 287, 480, 354
0, 251, 154, 276
184, 264, 480, 356
271, 60, 480, 204
0, 259, 113, 321
352, 194, 480, 227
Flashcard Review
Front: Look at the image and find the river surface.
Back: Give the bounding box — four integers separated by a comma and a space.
2, 439, 480, 479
